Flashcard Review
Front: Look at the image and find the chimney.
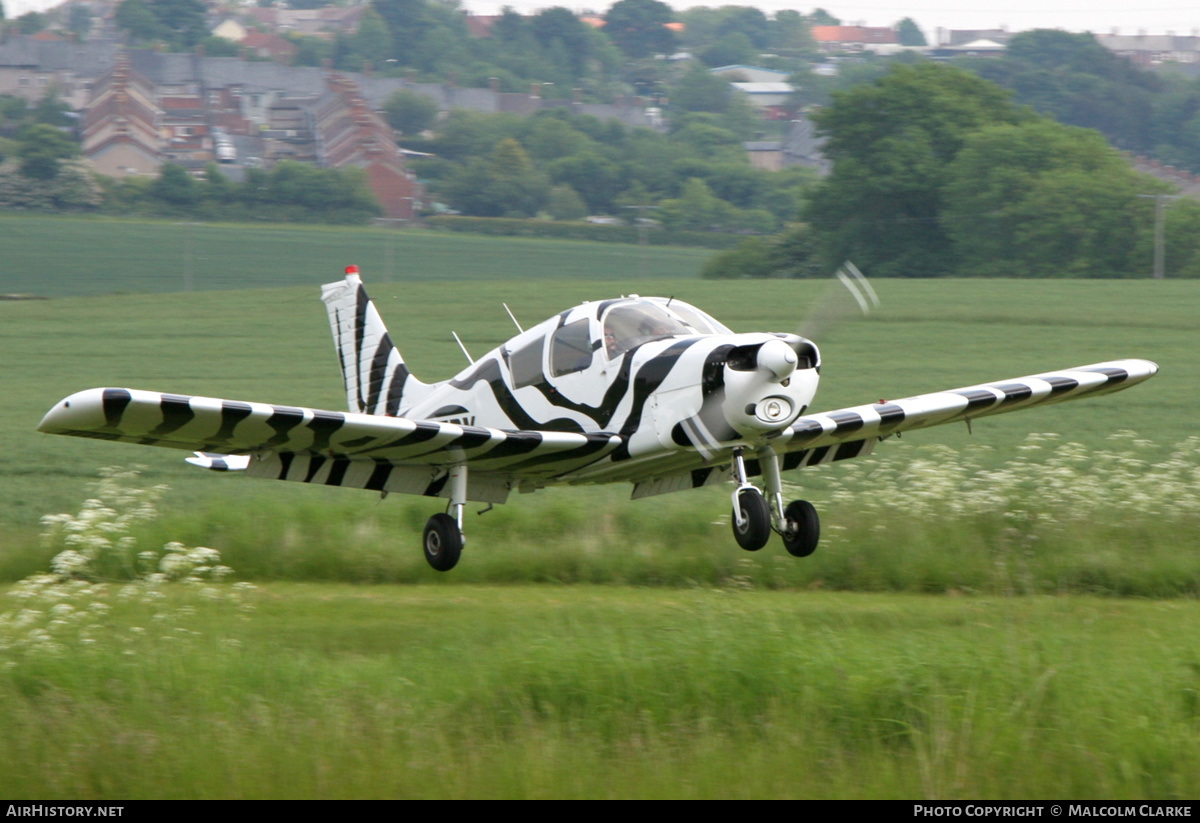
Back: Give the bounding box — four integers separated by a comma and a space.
489, 76, 499, 93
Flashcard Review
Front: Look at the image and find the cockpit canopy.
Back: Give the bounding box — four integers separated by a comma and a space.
602, 299, 732, 358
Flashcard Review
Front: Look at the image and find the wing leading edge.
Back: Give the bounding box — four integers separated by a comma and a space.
39, 388, 622, 502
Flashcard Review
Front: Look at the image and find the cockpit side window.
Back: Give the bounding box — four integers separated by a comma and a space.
549, 319, 594, 377
602, 302, 691, 359
507, 336, 545, 389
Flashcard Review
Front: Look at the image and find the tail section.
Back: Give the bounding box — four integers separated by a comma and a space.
321, 266, 435, 416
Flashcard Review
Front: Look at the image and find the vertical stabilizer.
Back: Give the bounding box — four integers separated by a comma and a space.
321, 267, 434, 416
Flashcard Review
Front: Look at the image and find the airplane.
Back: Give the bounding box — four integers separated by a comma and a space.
39, 265, 1159, 572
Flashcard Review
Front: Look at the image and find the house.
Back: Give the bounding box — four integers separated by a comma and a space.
81, 56, 162, 178
730, 83, 794, 118
310, 75, 426, 220
240, 32, 297, 64
935, 28, 1012, 47
709, 65, 790, 83
212, 18, 249, 44
811, 26, 899, 54
930, 38, 1007, 58
742, 115, 830, 175
1096, 33, 1200, 66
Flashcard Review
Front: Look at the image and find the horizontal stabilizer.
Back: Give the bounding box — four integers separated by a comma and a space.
186, 452, 250, 472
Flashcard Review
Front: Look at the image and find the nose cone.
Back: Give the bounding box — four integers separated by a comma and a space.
757, 338, 798, 382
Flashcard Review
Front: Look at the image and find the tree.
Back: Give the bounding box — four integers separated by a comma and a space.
942, 119, 1166, 278
671, 64, 733, 113
33, 92, 72, 128
770, 10, 815, 55
968, 30, 1160, 153
15, 12, 45, 34
808, 9, 840, 27
604, 0, 676, 59
803, 63, 1025, 276
895, 18, 927, 47
341, 8, 395, 71
115, 0, 163, 43
699, 32, 756, 68
149, 162, 198, 206
529, 7, 596, 78
200, 36, 241, 58
16, 124, 78, 180
115, 0, 206, 48
149, 0, 207, 48
547, 184, 588, 220
442, 138, 549, 217
658, 177, 730, 230
383, 89, 438, 135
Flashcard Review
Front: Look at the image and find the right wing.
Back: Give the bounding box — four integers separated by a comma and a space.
39, 388, 622, 503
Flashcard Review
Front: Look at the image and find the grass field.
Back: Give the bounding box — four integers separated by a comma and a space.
2, 218, 1198, 797
0, 214, 711, 297
3, 584, 1200, 799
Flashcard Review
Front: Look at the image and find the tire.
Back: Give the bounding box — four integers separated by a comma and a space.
782, 500, 819, 558
423, 512, 463, 572
732, 488, 771, 552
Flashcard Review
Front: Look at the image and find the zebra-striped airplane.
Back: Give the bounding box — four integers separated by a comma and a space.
39, 266, 1158, 571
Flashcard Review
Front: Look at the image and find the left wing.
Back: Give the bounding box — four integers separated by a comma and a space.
773, 358, 1158, 460
39, 388, 622, 503
611, 358, 1158, 497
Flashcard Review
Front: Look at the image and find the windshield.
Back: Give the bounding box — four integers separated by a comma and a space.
601, 301, 691, 358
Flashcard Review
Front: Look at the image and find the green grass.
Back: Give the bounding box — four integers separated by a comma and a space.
3, 584, 1200, 798
0, 214, 711, 297
2, 219, 1199, 798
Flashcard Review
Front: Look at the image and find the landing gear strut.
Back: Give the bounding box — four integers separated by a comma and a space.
423, 464, 467, 572
729, 446, 820, 557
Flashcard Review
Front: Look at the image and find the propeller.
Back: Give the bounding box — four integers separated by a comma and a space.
670, 263, 880, 460
796, 261, 880, 342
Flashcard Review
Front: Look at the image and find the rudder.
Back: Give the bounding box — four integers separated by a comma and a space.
321, 266, 433, 416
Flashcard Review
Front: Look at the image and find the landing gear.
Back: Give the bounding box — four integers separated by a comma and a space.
423, 513, 462, 571
729, 446, 821, 557
732, 487, 771, 551
423, 463, 467, 572
782, 499, 820, 557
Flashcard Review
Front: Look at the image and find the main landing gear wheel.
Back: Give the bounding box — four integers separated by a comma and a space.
423, 512, 463, 572
732, 488, 772, 552
782, 499, 820, 558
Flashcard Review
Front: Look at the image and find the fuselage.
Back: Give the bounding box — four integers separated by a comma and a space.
404, 296, 822, 461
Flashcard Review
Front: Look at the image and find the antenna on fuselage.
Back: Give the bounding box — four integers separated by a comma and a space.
451, 331, 474, 365
502, 303, 524, 333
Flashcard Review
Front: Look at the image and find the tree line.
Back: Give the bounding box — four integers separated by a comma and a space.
403, 106, 817, 232
707, 63, 1200, 279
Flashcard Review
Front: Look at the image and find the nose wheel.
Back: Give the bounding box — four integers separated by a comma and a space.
732, 487, 772, 551
781, 499, 819, 557
729, 447, 821, 557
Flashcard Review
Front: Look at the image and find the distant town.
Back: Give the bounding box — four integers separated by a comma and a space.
2, 0, 1199, 223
